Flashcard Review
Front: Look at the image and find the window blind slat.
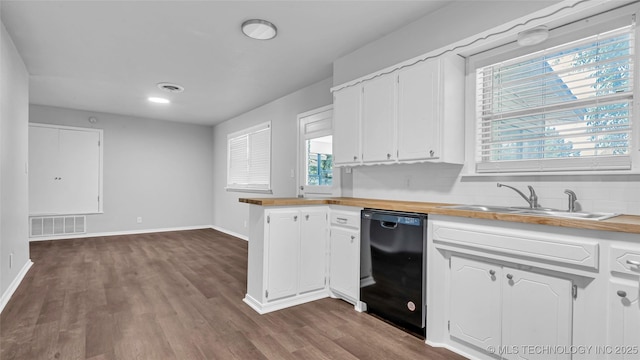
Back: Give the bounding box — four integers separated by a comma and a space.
227, 122, 271, 190
476, 25, 633, 172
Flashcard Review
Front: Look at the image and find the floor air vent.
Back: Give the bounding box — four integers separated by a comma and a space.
30, 216, 86, 237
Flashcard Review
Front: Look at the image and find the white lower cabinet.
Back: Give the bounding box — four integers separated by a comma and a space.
607, 280, 640, 359
328, 206, 362, 306
244, 205, 328, 313
299, 209, 329, 294
329, 227, 359, 302
264, 209, 300, 301
450, 256, 573, 360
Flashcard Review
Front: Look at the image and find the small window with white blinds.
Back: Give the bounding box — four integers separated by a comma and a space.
227, 122, 271, 192
476, 25, 634, 173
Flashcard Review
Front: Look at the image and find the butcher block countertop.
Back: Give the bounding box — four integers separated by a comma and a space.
239, 197, 640, 235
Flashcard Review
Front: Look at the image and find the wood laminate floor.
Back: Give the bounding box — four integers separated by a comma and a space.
0, 229, 466, 360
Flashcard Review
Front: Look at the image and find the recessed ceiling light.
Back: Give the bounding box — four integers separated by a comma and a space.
156, 82, 184, 93
148, 97, 170, 104
241, 19, 277, 40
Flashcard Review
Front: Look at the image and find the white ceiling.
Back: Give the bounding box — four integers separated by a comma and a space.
1, 0, 450, 126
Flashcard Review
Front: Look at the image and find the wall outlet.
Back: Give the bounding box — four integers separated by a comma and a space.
137, 217, 142, 224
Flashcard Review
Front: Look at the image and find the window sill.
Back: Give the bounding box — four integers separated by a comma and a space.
462, 170, 640, 179
225, 187, 273, 194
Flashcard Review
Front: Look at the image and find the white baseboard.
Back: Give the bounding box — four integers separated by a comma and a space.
243, 290, 329, 314
210, 225, 248, 241
29, 225, 212, 242
0, 259, 33, 314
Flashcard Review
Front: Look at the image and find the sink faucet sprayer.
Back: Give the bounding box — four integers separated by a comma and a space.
564, 189, 577, 212
497, 183, 539, 209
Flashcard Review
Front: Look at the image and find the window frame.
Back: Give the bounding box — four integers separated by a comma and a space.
465, 6, 640, 176
226, 121, 272, 193
296, 105, 339, 197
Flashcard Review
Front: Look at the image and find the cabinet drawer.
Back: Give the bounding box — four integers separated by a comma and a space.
330, 211, 360, 229
610, 245, 640, 275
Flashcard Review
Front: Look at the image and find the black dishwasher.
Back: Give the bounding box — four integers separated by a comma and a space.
360, 209, 427, 338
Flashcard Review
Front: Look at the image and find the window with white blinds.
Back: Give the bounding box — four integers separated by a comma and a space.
227, 122, 271, 191
476, 25, 634, 173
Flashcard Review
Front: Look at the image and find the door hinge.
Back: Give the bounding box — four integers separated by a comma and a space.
572, 284, 578, 299
267, 215, 270, 224
97, 195, 100, 203
98, 140, 101, 146
448, 320, 450, 331
265, 290, 269, 298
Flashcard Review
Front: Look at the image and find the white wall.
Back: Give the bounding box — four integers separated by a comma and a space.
336, 1, 640, 216
351, 164, 640, 215
212, 78, 333, 238
1, 21, 31, 309
29, 105, 214, 235
333, 0, 559, 86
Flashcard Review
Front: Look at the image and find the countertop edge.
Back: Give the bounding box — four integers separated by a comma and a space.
238, 197, 640, 235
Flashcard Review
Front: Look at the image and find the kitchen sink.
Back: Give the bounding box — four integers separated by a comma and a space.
441, 205, 618, 221
513, 209, 618, 221
443, 205, 519, 213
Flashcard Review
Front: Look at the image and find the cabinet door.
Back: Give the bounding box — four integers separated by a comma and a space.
361, 74, 396, 163
397, 59, 440, 161
29, 126, 61, 214
329, 227, 359, 301
608, 279, 640, 360
265, 210, 299, 301
58, 129, 101, 214
449, 256, 502, 352
298, 209, 327, 294
502, 267, 573, 360
333, 85, 361, 165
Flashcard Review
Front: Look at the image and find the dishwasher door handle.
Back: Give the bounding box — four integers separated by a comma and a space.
380, 221, 398, 229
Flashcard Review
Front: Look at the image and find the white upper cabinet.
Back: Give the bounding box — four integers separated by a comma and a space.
333, 84, 362, 166
397, 59, 440, 161
397, 55, 465, 164
361, 73, 396, 163
332, 54, 465, 166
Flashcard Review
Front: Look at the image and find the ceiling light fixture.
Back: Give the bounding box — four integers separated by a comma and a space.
241, 19, 277, 40
148, 97, 170, 104
157, 82, 184, 93
517, 25, 549, 47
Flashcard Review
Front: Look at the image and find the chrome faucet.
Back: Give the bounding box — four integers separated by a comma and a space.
564, 189, 577, 212
497, 183, 539, 208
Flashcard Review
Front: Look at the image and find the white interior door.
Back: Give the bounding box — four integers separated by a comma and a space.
29, 124, 103, 215
58, 129, 101, 214
29, 126, 60, 214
